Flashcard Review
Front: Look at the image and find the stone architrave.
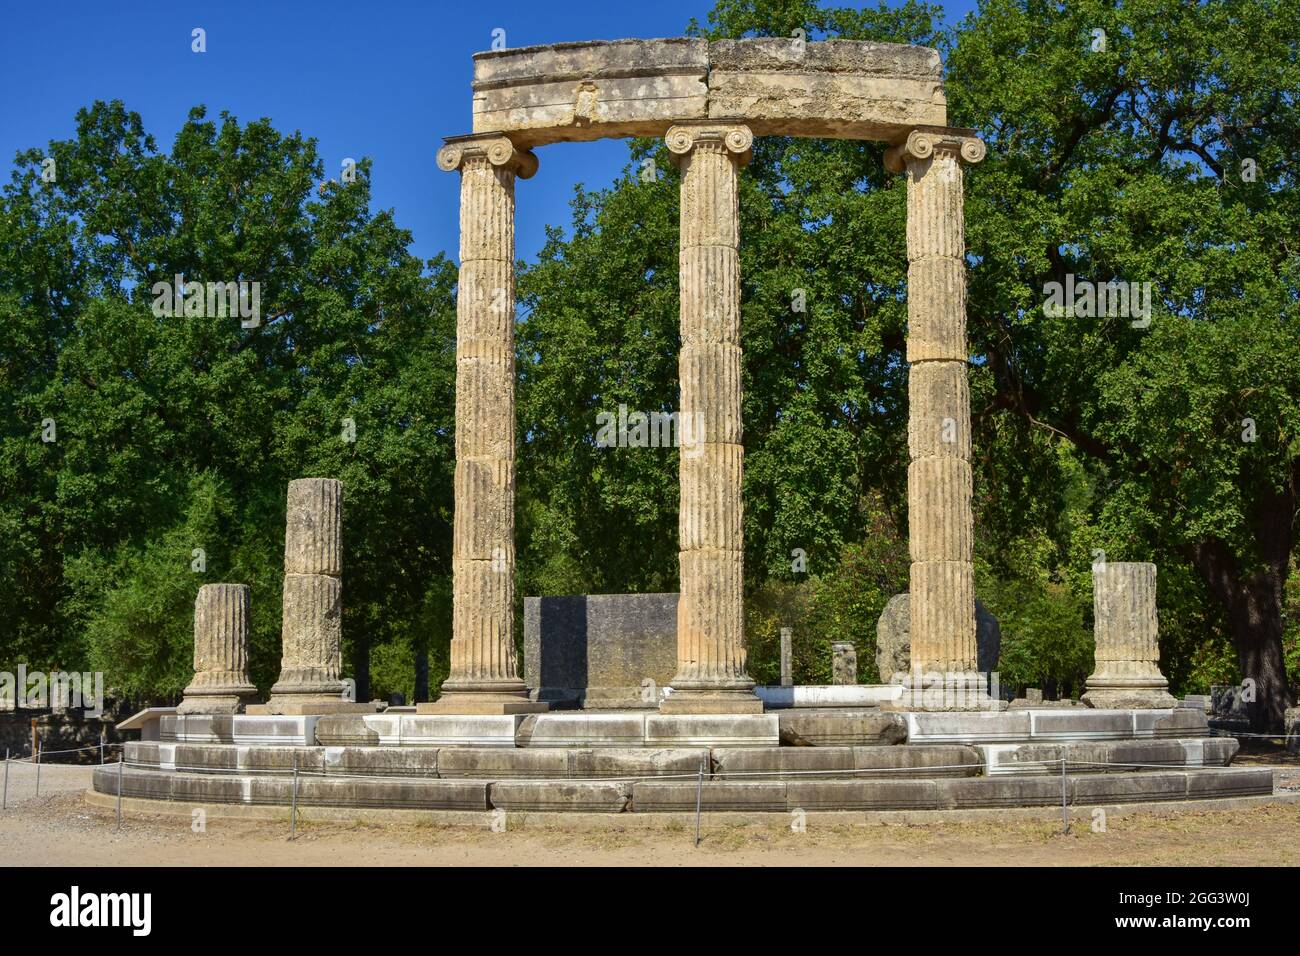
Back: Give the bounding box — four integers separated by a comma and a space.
421, 133, 546, 716
884, 126, 989, 708
1082, 562, 1177, 709
177, 584, 258, 715
263, 478, 370, 715
779, 628, 793, 687
659, 122, 762, 715
831, 642, 858, 685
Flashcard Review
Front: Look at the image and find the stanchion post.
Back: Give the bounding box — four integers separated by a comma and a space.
694, 755, 705, 847
1060, 755, 1069, 834
290, 757, 300, 841
35, 740, 41, 797
2, 748, 8, 810
116, 754, 124, 830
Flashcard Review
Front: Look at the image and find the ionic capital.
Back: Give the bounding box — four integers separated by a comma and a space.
665, 122, 754, 168
437, 134, 539, 180
884, 126, 986, 173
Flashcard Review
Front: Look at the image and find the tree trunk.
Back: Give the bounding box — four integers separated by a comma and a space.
1190, 533, 1293, 734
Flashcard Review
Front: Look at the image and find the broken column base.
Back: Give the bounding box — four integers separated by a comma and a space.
1082, 688, 1178, 710
249, 699, 381, 716
417, 683, 550, 716
176, 684, 258, 716
658, 686, 765, 715
887, 671, 1007, 712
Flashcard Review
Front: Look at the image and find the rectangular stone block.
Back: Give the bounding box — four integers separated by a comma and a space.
712, 747, 856, 779
852, 745, 982, 777
631, 780, 788, 812
941, 775, 1062, 809
490, 780, 632, 812
524, 593, 678, 706
293, 776, 491, 810
757, 684, 904, 708
787, 779, 942, 811
436, 748, 568, 778
314, 714, 383, 746
394, 714, 525, 747
472, 39, 710, 147
1072, 772, 1189, 804
519, 712, 647, 747
777, 709, 908, 747
1183, 768, 1272, 800
905, 710, 1032, 744
323, 746, 440, 777
644, 714, 779, 747
567, 748, 708, 779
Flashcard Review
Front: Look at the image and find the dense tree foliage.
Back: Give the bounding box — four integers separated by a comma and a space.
2, 1, 1296, 729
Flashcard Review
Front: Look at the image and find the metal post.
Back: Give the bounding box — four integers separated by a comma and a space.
35, 740, 41, 798
116, 754, 124, 830
694, 755, 705, 847
1060, 755, 1069, 833
100, 728, 106, 764
290, 759, 300, 841
2, 748, 8, 810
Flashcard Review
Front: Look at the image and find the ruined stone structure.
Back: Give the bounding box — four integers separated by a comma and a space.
177, 584, 257, 715
438, 37, 983, 713
1082, 562, 1177, 709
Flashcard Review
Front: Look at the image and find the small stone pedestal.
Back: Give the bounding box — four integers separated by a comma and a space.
1082, 562, 1177, 709
177, 584, 258, 715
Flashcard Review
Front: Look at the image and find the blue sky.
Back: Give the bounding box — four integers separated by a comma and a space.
0, 0, 979, 265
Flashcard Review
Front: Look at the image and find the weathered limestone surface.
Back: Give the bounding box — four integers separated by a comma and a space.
424, 134, 545, 716
779, 627, 793, 687
178, 584, 258, 715
660, 122, 761, 715
523, 593, 678, 708
884, 127, 986, 704
1083, 562, 1177, 709
875, 592, 1001, 683
267, 479, 355, 714
831, 642, 858, 685
470, 38, 945, 147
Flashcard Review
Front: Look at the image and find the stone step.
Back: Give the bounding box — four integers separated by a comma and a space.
979, 737, 1238, 775
630, 768, 1273, 812
94, 764, 1273, 813
713, 745, 982, 779
904, 708, 1208, 744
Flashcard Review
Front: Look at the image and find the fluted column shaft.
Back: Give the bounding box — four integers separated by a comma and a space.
1083, 562, 1176, 708
660, 123, 761, 714
268, 478, 346, 708
886, 127, 986, 685
424, 134, 546, 715
178, 584, 257, 715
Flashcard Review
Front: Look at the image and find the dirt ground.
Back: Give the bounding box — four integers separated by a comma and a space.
2, 763, 1299, 866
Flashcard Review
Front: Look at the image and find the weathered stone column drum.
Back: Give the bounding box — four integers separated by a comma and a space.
267, 478, 347, 711
423, 134, 546, 715
885, 127, 986, 701
1083, 562, 1176, 709
660, 123, 762, 715
178, 584, 257, 715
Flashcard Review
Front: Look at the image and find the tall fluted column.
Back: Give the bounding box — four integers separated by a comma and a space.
660, 122, 761, 715
1083, 562, 1176, 708
178, 584, 257, 715
421, 133, 546, 716
265, 478, 357, 714
885, 127, 988, 708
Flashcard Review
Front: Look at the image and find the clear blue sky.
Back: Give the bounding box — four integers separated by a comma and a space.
0, 0, 978, 265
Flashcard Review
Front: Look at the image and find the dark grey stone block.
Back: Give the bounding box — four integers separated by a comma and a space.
524, 593, 679, 708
